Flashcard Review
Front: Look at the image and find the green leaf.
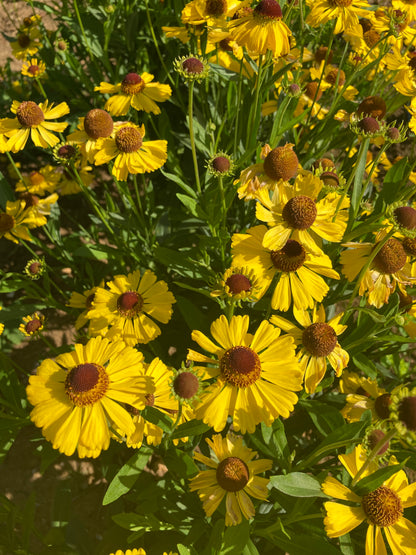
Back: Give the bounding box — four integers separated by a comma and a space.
141, 406, 172, 433
0, 170, 14, 208
177, 193, 199, 217
300, 400, 345, 436
242, 540, 260, 555
72, 245, 108, 260
270, 472, 327, 498
352, 353, 378, 379
261, 420, 290, 469
164, 447, 199, 477
381, 156, 409, 204
170, 419, 210, 440
102, 447, 152, 505
161, 170, 197, 198
263, 532, 342, 555
354, 463, 405, 496
220, 519, 250, 554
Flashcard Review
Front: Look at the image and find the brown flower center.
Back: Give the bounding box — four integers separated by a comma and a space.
402, 236, 416, 256
361, 486, 403, 527
373, 238, 407, 274
212, 156, 230, 173
206, 0, 227, 16
329, 0, 353, 6
314, 46, 333, 64
120, 72, 146, 95
358, 117, 380, 134
85, 293, 95, 309
18, 33, 30, 47
145, 393, 155, 406
115, 127, 143, 153
0, 213, 15, 233
28, 262, 42, 275
254, 0, 282, 19
216, 457, 249, 491
398, 396, 416, 431
57, 144, 77, 159
326, 69, 345, 87
357, 96, 386, 120
364, 30, 381, 48
183, 57, 204, 74
282, 195, 317, 230
219, 38, 233, 51
302, 322, 337, 357
270, 239, 306, 272
65, 362, 110, 406
25, 318, 42, 334
16, 101, 44, 127
225, 273, 252, 294
408, 54, 416, 73
374, 393, 391, 419
305, 82, 323, 101
320, 171, 340, 189
394, 206, 416, 230
28, 64, 40, 76
19, 192, 39, 207
263, 144, 298, 181
173, 372, 199, 399
220, 346, 261, 388
83, 109, 114, 139
117, 291, 144, 317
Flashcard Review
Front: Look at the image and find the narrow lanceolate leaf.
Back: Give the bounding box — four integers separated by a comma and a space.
354, 462, 406, 496
103, 447, 152, 505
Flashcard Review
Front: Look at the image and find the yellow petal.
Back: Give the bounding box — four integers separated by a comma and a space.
323, 501, 365, 538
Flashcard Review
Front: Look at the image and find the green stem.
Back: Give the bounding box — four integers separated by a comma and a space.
351, 428, 397, 487
233, 58, 245, 156
144, 0, 175, 86
188, 81, 201, 194
246, 54, 264, 150
170, 402, 183, 434
35, 77, 48, 100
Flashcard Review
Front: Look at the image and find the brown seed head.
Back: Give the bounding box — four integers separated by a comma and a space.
115, 127, 143, 153
398, 395, 416, 431
282, 195, 317, 230
320, 171, 340, 188
358, 116, 380, 134
314, 46, 333, 64
16, 101, 44, 127
216, 457, 249, 491
326, 68, 345, 87
0, 213, 15, 233
373, 238, 407, 274
173, 372, 199, 399
305, 82, 323, 101
254, 0, 283, 19
183, 57, 204, 74
121, 73, 146, 95
361, 486, 403, 527
225, 273, 252, 295
357, 96, 386, 120
212, 156, 230, 173
206, 0, 227, 16
374, 393, 392, 420
84, 109, 114, 139
25, 318, 42, 334
263, 144, 298, 181
220, 346, 261, 387
394, 206, 416, 230
270, 239, 306, 272
302, 322, 337, 357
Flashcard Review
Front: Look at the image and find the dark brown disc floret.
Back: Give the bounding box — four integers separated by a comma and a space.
84, 109, 114, 139
17, 101, 44, 127
373, 238, 407, 274
270, 240, 306, 272
282, 195, 317, 230
302, 322, 337, 357
216, 457, 249, 491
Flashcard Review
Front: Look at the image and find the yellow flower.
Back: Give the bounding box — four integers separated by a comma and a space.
256, 169, 350, 255
181, 0, 242, 25
309, 61, 358, 100
322, 445, 416, 554
26, 336, 153, 458
67, 109, 115, 163
19, 312, 45, 337
231, 225, 339, 311
0, 306, 4, 337
228, 0, 291, 58
109, 549, 146, 555
189, 433, 272, 526
0, 200, 41, 243
270, 304, 349, 393
340, 237, 415, 308
305, 0, 370, 35
10, 26, 41, 60
15, 165, 61, 195
94, 122, 167, 181
87, 269, 176, 346
17, 191, 59, 225
187, 314, 303, 433
392, 0, 416, 21
21, 58, 46, 78
0, 100, 69, 152
210, 265, 268, 302
339, 370, 389, 422
95, 72, 172, 116
54, 163, 94, 195
114, 357, 180, 448
67, 283, 105, 334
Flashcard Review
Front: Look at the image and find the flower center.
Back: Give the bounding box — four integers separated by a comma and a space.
408, 54, 416, 73
270, 239, 306, 272
28, 262, 42, 275
263, 144, 298, 181
206, 0, 227, 16
83, 109, 114, 139
212, 156, 230, 173
16, 101, 45, 127
219, 38, 233, 51
145, 393, 155, 406
357, 96, 386, 120
28, 64, 40, 76
57, 144, 77, 159
216, 457, 249, 491
373, 238, 407, 274
220, 346, 261, 388
65, 362, 110, 406
25, 318, 42, 334
374, 393, 391, 419
182, 57, 204, 74
225, 273, 252, 294
320, 171, 340, 188
358, 117, 380, 134
19, 192, 39, 207
302, 322, 337, 357
364, 30, 381, 48
402, 236, 416, 256
282, 195, 317, 230
398, 396, 416, 431
120, 72, 146, 95
254, 0, 282, 19
325, 69, 345, 87
29, 171, 45, 187
361, 486, 403, 527
85, 293, 95, 309
18, 33, 30, 47
329, 0, 353, 6
394, 206, 416, 230
116, 291, 144, 317
0, 213, 15, 233
305, 82, 323, 101
315, 46, 333, 64
115, 127, 143, 153
173, 372, 199, 399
